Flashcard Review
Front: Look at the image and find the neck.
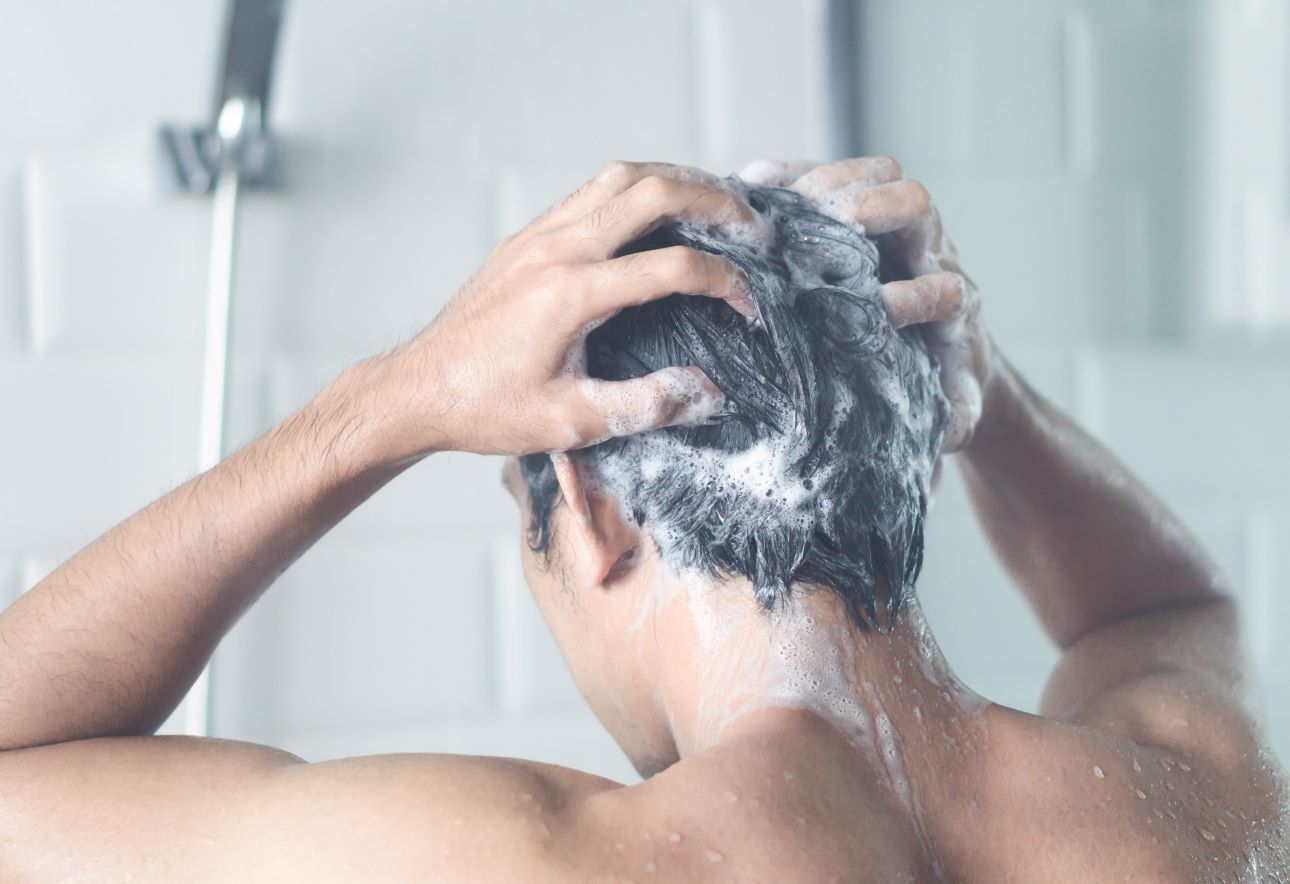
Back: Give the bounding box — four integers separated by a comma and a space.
634, 565, 990, 824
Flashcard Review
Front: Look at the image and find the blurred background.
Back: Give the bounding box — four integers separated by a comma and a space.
1, 0, 1287, 782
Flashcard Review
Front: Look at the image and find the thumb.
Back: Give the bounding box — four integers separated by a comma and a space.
576, 366, 725, 443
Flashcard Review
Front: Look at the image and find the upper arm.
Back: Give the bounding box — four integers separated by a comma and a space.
0, 736, 621, 882
1039, 600, 1266, 778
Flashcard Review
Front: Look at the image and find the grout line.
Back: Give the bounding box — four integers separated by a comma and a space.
691, 0, 729, 171
20, 159, 47, 355
1245, 508, 1274, 674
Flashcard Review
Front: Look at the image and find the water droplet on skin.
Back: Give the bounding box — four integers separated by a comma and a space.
724, 791, 739, 803
706, 850, 725, 863
667, 832, 682, 844
1136, 789, 1147, 800
1132, 759, 1142, 773
1093, 766, 1105, 779
1179, 762, 1191, 772
1200, 828, 1216, 842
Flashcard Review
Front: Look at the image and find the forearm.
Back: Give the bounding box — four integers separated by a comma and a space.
958, 352, 1230, 649
0, 360, 417, 750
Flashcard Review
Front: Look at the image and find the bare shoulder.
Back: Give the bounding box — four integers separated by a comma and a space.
978, 702, 1289, 882
0, 735, 624, 883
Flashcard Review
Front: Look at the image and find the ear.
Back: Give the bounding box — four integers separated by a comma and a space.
551, 452, 640, 588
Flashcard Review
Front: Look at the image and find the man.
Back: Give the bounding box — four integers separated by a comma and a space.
0, 158, 1284, 881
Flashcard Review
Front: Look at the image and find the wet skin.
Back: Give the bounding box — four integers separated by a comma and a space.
0, 160, 1284, 882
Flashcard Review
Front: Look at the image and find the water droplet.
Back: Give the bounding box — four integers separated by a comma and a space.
666, 831, 682, 844
724, 791, 739, 803
1136, 789, 1147, 800
1199, 828, 1216, 842
1092, 766, 1105, 779
706, 850, 725, 863
1132, 759, 1142, 773
1179, 762, 1191, 772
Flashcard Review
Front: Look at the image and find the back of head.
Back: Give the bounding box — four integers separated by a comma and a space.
521, 178, 945, 631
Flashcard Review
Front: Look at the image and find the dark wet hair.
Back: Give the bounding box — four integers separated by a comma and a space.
519, 179, 945, 631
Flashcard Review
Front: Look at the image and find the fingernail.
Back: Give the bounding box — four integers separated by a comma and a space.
727, 270, 758, 318
666, 369, 725, 427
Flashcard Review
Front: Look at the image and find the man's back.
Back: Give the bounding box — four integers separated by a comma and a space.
4, 689, 1281, 882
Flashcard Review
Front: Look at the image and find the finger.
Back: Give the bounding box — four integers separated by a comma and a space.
585, 246, 756, 320
574, 366, 726, 443
538, 161, 724, 230
738, 158, 819, 187
790, 156, 904, 202
880, 272, 965, 328
572, 175, 761, 259
814, 179, 931, 236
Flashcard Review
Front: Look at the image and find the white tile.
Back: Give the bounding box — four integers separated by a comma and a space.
1075, 346, 1290, 503
211, 535, 496, 742
0, 1, 220, 155
25, 133, 211, 355
0, 354, 199, 553
230, 146, 495, 355
691, 0, 828, 173
491, 537, 587, 715
273, 1, 697, 170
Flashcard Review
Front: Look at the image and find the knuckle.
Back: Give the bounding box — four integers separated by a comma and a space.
906, 180, 932, 213
872, 155, 903, 178
636, 174, 674, 201
944, 272, 966, 307
597, 159, 637, 183
536, 265, 579, 300
668, 245, 708, 278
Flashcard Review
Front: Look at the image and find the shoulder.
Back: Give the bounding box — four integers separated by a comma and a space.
975, 704, 1289, 882
0, 736, 628, 883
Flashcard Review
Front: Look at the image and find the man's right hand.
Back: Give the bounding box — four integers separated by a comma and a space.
362, 162, 762, 461
741, 157, 992, 452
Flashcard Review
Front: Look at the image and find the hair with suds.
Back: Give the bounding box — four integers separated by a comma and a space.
519, 178, 945, 631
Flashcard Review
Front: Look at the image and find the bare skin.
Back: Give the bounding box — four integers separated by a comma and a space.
0, 159, 1285, 882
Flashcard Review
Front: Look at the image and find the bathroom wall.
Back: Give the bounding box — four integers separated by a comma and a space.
0, 0, 1285, 782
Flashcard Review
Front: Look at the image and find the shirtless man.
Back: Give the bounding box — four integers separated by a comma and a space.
0, 158, 1285, 882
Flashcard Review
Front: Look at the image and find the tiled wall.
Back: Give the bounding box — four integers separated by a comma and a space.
1, 0, 1285, 784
